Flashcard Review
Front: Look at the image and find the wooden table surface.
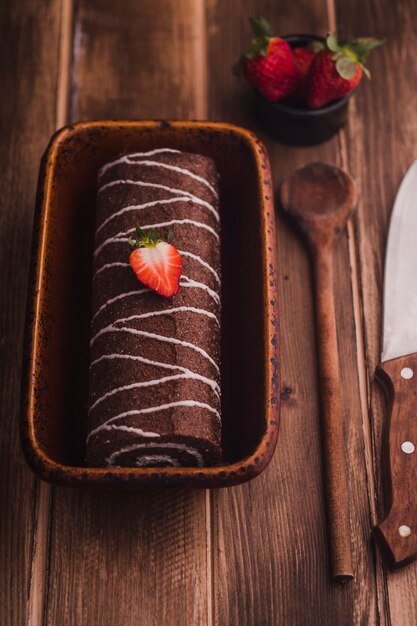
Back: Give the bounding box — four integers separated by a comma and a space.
2, 0, 417, 624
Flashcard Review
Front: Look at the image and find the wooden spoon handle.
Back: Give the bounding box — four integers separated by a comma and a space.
314, 246, 354, 582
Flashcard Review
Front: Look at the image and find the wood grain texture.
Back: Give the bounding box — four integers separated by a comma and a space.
0, 1, 62, 624
206, 0, 379, 623
46, 490, 209, 625
45, 2, 211, 625
336, 0, 417, 622
70, 0, 208, 120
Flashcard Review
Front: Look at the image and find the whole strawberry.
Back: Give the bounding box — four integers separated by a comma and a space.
307, 33, 384, 109
292, 46, 316, 101
128, 226, 182, 298
293, 46, 316, 80
242, 17, 298, 102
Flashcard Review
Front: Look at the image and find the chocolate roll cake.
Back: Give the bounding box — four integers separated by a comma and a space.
86, 148, 222, 468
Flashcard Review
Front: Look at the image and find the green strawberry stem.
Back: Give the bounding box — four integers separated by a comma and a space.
326, 32, 384, 79
128, 224, 174, 249
245, 16, 273, 59
249, 16, 272, 38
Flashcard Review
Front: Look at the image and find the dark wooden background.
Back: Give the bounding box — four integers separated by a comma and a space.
1, 0, 417, 624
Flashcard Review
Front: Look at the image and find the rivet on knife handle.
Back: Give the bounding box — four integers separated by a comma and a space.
373, 355, 417, 568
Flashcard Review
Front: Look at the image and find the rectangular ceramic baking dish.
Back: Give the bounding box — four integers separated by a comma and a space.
21, 120, 279, 488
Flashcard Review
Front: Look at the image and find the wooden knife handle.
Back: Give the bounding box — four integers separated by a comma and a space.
374, 354, 417, 568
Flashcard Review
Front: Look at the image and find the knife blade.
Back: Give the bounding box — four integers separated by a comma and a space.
373, 157, 417, 568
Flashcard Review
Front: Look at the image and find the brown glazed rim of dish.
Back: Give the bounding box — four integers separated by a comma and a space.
21, 120, 280, 489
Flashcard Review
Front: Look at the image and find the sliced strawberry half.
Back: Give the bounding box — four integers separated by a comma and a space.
128, 225, 182, 298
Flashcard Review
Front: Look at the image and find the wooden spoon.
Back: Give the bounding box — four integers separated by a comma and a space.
280, 162, 357, 583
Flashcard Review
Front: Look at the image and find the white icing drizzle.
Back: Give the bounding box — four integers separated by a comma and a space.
97, 198, 184, 235
112, 306, 219, 326
99, 148, 181, 176
90, 325, 219, 373
90, 403, 219, 447
91, 288, 149, 324
105, 441, 204, 467
91, 300, 220, 334
89, 353, 220, 395
140, 219, 219, 240
180, 277, 220, 305
97, 179, 219, 219
89, 372, 214, 412
94, 235, 128, 258
112, 399, 219, 419
90, 424, 160, 441
96, 196, 219, 236
133, 455, 180, 467
178, 250, 220, 284
94, 218, 219, 258
92, 286, 219, 325
93, 261, 130, 281
99, 157, 218, 197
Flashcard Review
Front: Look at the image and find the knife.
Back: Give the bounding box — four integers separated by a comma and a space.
373, 158, 417, 568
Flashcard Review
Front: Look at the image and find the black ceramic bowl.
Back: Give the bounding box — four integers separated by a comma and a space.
253, 35, 353, 146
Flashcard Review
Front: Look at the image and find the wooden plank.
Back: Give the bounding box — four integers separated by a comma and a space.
46, 489, 209, 625
335, 0, 417, 623
45, 2, 211, 625
206, 0, 380, 623
69, 0, 208, 121
0, 1, 63, 624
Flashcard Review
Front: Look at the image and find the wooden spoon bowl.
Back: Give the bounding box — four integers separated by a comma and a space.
280, 162, 356, 247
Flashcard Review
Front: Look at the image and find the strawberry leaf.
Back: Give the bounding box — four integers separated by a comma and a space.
326, 33, 340, 52
135, 224, 146, 240
361, 64, 371, 79
130, 224, 161, 248
331, 50, 344, 62
249, 16, 272, 38
244, 36, 269, 59
308, 40, 325, 53
335, 56, 357, 80
167, 230, 174, 243
352, 37, 385, 61
244, 17, 273, 59
148, 228, 161, 243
